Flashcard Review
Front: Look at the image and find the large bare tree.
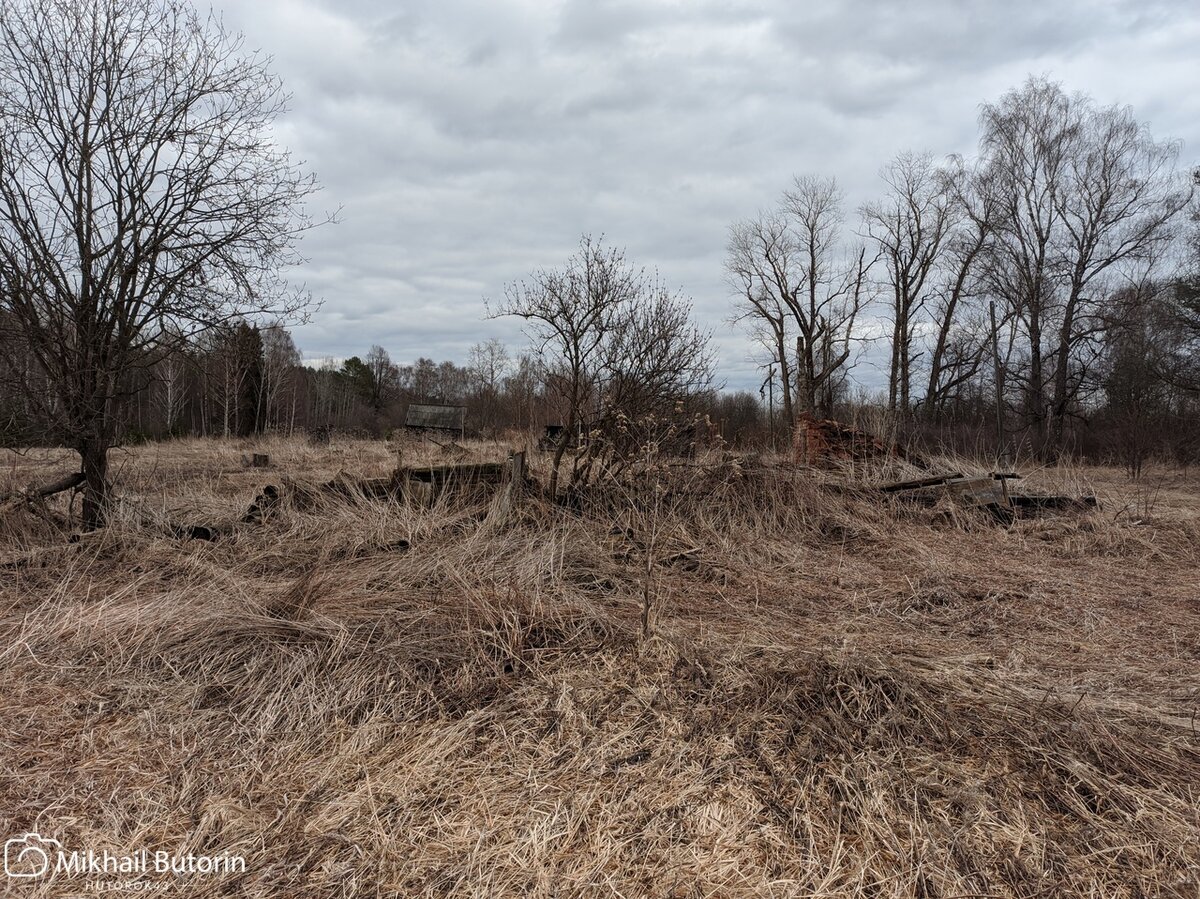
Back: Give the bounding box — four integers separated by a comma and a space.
468, 337, 511, 436
0, 0, 319, 526
783, 176, 872, 417
727, 176, 872, 424
923, 156, 997, 421
726, 211, 795, 424
979, 77, 1189, 458
861, 151, 955, 415
260, 322, 301, 433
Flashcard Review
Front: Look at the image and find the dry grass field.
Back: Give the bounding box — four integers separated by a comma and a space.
1, 436, 1198, 898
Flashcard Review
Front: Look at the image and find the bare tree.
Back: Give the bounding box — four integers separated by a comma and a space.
469, 339, 511, 393
408, 358, 440, 400
495, 236, 633, 498
260, 323, 301, 433
580, 276, 714, 481
861, 152, 954, 415
1101, 283, 1177, 477
152, 340, 188, 437
1164, 264, 1200, 393
979, 77, 1189, 458
495, 235, 713, 499
783, 176, 873, 417
201, 322, 260, 438
502, 353, 542, 433
1046, 104, 1190, 451
923, 156, 997, 420
468, 338, 510, 435
727, 176, 873, 425
979, 79, 1081, 455
0, 0, 319, 526
782, 177, 878, 417
365, 345, 399, 416
1183, 201, 1200, 363
726, 212, 795, 424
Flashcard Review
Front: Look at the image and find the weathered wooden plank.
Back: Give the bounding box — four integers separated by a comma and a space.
403, 462, 507, 484
946, 477, 1008, 507
880, 473, 965, 493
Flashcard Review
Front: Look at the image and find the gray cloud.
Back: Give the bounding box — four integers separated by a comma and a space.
217, 0, 1200, 388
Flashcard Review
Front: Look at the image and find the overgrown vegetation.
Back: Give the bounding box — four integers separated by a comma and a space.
0, 1, 1196, 896
1, 436, 1198, 897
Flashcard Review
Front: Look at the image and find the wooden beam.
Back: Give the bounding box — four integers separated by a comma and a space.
880, 473, 964, 493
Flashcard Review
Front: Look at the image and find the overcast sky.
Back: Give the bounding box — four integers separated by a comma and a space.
216, 0, 1200, 392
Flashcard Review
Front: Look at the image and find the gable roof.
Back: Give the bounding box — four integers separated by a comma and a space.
404, 403, 466, 431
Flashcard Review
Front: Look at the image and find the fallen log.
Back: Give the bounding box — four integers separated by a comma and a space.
883, 469, 1098, 522
320, 471, 402, 500
0, 471, 85, 517
167, 523, 219, 541
0, 470, 84, 504
250, 458, 525, 518
401, 462, 508, 485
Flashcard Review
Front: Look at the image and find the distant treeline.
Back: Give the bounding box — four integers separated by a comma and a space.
0, 324, 767, 446
3, 305, 1199, 474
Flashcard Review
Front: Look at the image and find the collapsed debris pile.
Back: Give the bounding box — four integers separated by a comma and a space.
243, 454, 530, 527
788, 414, 1098, 522
0, 423, 1102, 560
793, 413, 929, 469
880, 471, 1098, 521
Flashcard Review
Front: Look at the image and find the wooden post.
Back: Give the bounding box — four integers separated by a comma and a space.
487, 451, 526, 528
509, 450, 526, 489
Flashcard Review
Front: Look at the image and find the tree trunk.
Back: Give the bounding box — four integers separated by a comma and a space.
819, 335, 835, 418
1027, 307, 1047, 458
548, 406, 575, 501
1048, 284, 1084, 460
79, 437, 110, 530
775, 334, 793, 428
796, 335, 816, 417
888, 283, 902, 414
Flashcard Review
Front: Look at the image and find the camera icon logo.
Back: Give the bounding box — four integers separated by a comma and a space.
4, 832, 60, 878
